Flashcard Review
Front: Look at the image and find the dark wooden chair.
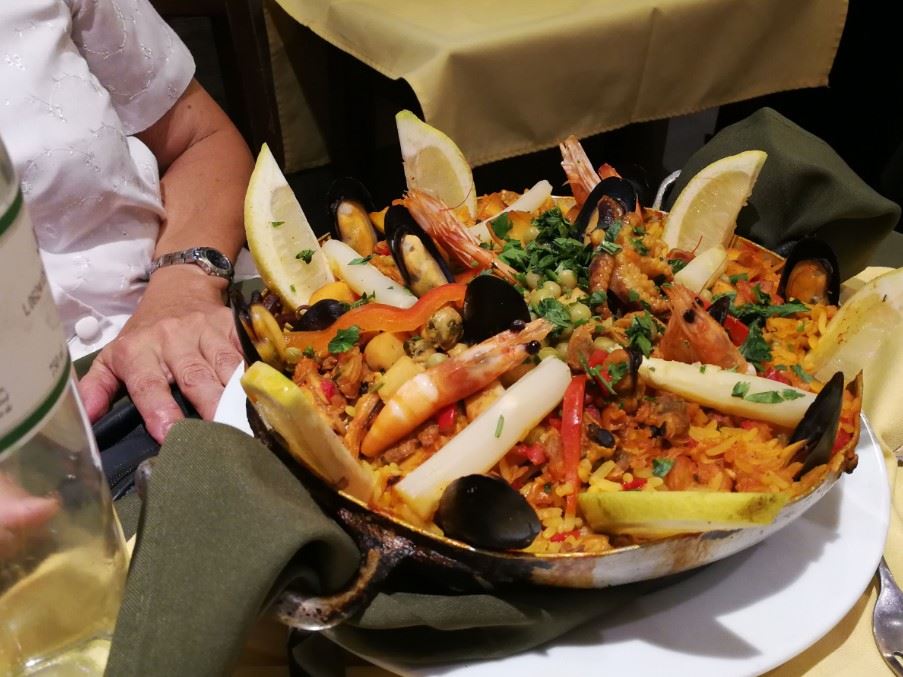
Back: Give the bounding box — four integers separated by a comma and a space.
151, 0, 284, 167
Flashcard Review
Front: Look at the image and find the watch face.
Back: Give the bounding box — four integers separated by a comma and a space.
200, 247, 231, 272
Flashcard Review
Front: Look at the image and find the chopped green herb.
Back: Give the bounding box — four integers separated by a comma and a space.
668, 258, 688, 274
296, 249, 315, 264
579, 353, 614, 395
303, 346, 315, 358
479, 241, 494, 250
739, 321, 772, 370
797, 321, 806, 332
628, 289, 641, 303
732, 299, 808, 322
607, 361, 629, 387
773, 364, 788, 371
781, 389, 806, 400
626, 311, 657, 357
728, 273, 748, 284
490, 213, 512, 239
605, 220, 623, 243
289, 284, 296, 292
731, 381, 751, 398
699, 365, 707, 373
349, 255, 373, 265
744, 390, 784, 404
271, 220, 285, 227
533, 297, 572, 331
597, 240, 622, 255
583, 290, 607, 307
791, 364, 814, 383
632, 226, 646, 236
652, 458, 674, 478
495, 415, 505, 438
328, 325, 361, 354
752, 284, 772, 305
349, 291, 375, 309
630, 238, 649, 256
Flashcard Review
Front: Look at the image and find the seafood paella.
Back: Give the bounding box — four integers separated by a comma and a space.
238, 129, 861, 557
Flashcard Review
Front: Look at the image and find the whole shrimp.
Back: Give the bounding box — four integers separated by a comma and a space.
658, 284, 748, 371
404, 189, 519, 284
360, 318, 553, 457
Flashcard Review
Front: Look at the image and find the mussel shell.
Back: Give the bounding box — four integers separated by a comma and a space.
707, 295, 732, 325
790, 371, 844, 477
384, 205, 454, 292
229, 288, 263, 365
327, 177, 378, 253
573, 177, 639, 235
291, 299, 348, 332
435, 474, 541, 550
777, 238, 840, 306
462, 274, 531, 343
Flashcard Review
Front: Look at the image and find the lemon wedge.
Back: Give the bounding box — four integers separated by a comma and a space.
244, 144, 333, 308
663, 150, 768, 253
578, 490, 787, 538
396, 110, 477, 219
241, 361, 375, 501
805, 267, 903, 383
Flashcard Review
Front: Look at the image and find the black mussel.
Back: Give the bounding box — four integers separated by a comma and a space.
790, 372, 844, 477
230, 288, 263, 365
778, 238, 840, 305
707, 295, 732, 325
384, 205, 454, 296
291, 299, 348, 332
462, 275, 531, 343
327, 177, 378, 257
435, 474, 541, 550
573, 177, 639, 236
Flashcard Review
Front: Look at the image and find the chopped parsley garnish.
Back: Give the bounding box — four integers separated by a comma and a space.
699, 365, 707, 373
532, 297, 572, 331
668, 258, 688, 274
583, 290, 607, 307
732, 299, 808, 321
296, 249, 315, 263
597, 240, 622, 255
328, 325, 361, 354
605, 220, 623, 243
303, 346, 315, 358
728, 273, 748, 284
739, 321, 772, 370
626, 311, 658, 357
632, 226, 646, 236
579, 354, 614, 395
348, 291, 374, 309
271, 220, 285, 227
627, 289, 641, 303
752, 284, 772, 305
630, 238, 649, 256
731, 381, 804, 404
349, 255, 373, 265
652, 458, 674, 478
495, 415, 505, 438
606, 361, 629, 387
490, 212, 512, 239
791, 364, 814, 383
289, 284, 296, 292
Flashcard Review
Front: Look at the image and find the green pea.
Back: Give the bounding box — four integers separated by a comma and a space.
523, 226, 540, 243
593, 336, 618, 352
426, 352, 449, 368
530, 288, 554, 305
568, 302, 591, 323
555, 342, 570, 360
541, 280, 562, 298
538, 347, 559, 361
525, 271, 542, 290
557, 268, 578, 290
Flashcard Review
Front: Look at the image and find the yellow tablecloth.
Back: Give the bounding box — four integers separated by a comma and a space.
269, 0, 847, 170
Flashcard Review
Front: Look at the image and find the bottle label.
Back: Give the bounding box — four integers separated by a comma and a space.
0, 190, 70, 450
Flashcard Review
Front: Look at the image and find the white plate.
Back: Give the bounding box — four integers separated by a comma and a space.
214, 367, 890, 677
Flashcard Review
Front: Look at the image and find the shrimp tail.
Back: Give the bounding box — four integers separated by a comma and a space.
360, 319, 553, 457
405, 189, 519, 284
559, 135, 600, 207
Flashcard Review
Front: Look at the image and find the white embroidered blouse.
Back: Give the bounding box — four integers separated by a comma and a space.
0, 0, 195, 358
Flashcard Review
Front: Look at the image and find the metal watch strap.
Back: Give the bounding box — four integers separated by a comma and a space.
146, 247, 234, 281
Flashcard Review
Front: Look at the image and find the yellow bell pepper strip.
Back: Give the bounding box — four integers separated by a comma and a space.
285, 283, 466, 356
560, 374, 587, 516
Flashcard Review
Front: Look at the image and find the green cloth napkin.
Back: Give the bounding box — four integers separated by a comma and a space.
665, 107, 901, 280
105, 108, 902, 676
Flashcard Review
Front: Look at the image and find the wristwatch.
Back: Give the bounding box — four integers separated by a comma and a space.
147, 247, 234, 281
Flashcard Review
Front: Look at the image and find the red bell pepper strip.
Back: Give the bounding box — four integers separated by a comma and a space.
763, 367, 791, 385
285, 283, 466, 356
320, 379, 337, 401
560, 375, 587, 516
436, 404, 456, 434
622, 477, 647, 491
723, 315, 750, 346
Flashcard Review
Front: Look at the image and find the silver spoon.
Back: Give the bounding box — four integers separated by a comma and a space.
874, 557, 903, 676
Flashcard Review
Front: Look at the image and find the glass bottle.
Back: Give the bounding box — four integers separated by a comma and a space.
0, 135, 128, 675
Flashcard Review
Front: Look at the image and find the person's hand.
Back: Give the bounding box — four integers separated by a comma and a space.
0, 474, 59, 560
78, 266, 243, 442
